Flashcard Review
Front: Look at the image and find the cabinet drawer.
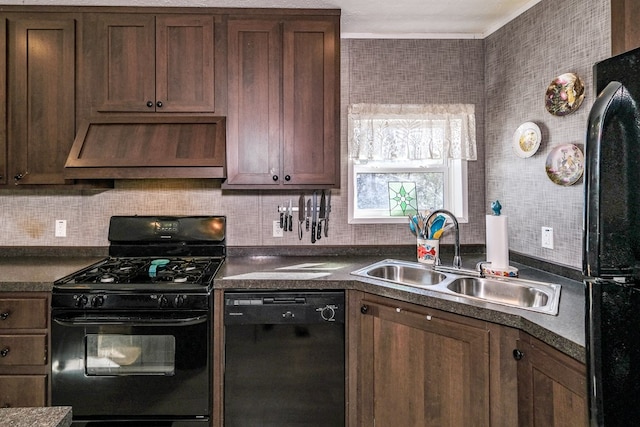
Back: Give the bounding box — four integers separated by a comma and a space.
0, 375, 46, 407
0, 297, 47, 329
0, 335, 46, 366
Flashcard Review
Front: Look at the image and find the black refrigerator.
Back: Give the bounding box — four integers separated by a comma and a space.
584, 46, 640, 426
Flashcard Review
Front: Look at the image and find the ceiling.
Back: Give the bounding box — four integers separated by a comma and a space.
0, 0, 542, 38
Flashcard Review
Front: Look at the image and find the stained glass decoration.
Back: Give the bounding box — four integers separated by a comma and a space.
388, 181, 418, 216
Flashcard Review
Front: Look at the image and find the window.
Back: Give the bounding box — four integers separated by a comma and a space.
348, 104, 476, 224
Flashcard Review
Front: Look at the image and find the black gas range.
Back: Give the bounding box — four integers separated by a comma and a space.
51, 215, 225, 427
52, 215, 225, 310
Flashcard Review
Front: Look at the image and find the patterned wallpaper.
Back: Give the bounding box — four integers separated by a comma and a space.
484, 0, 609, 268
0, 0, 610, 271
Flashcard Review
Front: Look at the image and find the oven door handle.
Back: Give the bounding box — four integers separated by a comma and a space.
52, 313, 208, 327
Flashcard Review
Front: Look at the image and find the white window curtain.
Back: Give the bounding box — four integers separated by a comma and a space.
348, 103, 477, 162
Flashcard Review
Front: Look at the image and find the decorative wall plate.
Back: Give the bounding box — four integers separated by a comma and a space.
545, 144, 584, 186
545, 73, 585, 116
512, 122, 541, 158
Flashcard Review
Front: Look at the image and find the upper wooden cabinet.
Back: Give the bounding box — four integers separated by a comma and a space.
0, 14, 85, 188
83, 13, 217, 114
224, 15, 340, 189
611, 0, 640, 55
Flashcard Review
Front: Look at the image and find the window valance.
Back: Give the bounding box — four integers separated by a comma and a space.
348, 103, 477, 161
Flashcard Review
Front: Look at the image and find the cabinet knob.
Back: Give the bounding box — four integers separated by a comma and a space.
0, 312, 9, 320
284, 175, 291, 181
14, 173, 24, 181
513, 348, 524, 360
146, 101, 154, 108
360, 304, 369, 314
156, 101, 163, 108
0, 347, 9, 357
272, 175, 279, 181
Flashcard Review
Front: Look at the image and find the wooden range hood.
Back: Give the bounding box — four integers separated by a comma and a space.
64, 115, 226, 179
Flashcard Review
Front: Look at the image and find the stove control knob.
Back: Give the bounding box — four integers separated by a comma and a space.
317, 304, 337, 322
75, 295, 88, 308
158, 295, 169, 308
91, 295, 104, 308
174, 295, 185, 307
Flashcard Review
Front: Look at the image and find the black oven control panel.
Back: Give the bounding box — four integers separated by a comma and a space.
52, 292, 210, 310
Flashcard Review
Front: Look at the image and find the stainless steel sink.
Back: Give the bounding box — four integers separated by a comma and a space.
351, 259, 447, 287
351, 259, 561, 315
446, 277, 558, 311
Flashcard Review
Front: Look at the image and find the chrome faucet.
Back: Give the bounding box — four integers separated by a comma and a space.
426, 209, 461, 269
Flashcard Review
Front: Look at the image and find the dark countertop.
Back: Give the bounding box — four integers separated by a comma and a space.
0, 256, 104, 291
0, 246, 586, 362
0, 406, 72, 427
216, 252, 586, 362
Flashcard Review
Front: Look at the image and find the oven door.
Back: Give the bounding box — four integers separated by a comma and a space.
51, 310, 210, 422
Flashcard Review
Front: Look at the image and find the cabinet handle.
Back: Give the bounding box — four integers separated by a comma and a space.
513, 348, 524, 360
284, 175, 291, 181
146, 101, 154, 108
0, 347, 9, 357
0, 311, 9, 320
2, 403, 10, 408
156, 101, 163, 108
360, 304, 369, 314
272, 175, 279, 181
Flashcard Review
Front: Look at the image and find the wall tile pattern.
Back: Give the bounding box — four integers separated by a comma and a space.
484, 0, 609, 268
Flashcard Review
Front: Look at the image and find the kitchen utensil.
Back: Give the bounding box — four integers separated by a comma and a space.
429, 215, 446, 238
317, 190, 326, 240
311, 191, 318, 244
288, 200, 293, 232
279, 205, 284, 229
324, 191, 331, 238
283, 202, 288, 232
306, 199, 311, 231
408, 215, 418, 236
298, 195, 305, 240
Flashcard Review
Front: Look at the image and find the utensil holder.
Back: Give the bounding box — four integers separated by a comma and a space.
417, 238, 439, 264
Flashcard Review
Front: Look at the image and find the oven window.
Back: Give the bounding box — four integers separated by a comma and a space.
85, 334, 176, 376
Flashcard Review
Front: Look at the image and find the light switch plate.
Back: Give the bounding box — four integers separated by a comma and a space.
273, 220, 283, 237
55, 219, 67, 237
541, 226, 553, 249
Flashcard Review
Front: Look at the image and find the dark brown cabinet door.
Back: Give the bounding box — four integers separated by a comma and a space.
225, 16, 340, 188
226, 19, 281, 185
282, 20, 338, 187
90, 13, 215, 113
7, 17, 76, 186
353, 294, 490, 427
516, 334, 587, 427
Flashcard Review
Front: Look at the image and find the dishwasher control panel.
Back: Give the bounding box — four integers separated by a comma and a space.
224, 291, 345, 325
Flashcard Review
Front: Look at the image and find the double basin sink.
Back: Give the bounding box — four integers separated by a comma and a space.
351, 259, 561, 315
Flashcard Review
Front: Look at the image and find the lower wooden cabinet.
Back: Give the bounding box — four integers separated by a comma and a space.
0, 293, 50, 408
347, 291, 586, 427
349, 292, 491, 426
516, 333, 588, 427
0, 375, 46, 407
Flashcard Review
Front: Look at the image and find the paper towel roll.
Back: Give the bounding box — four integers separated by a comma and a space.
486, 215, 509, 269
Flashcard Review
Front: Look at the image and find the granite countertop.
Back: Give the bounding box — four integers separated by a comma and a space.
0, 406, 72, 427
0, 246, 586, 362
216, 252, 586, 362
0, 256, 104, 291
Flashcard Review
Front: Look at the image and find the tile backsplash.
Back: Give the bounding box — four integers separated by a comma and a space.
0, 0, 610, 271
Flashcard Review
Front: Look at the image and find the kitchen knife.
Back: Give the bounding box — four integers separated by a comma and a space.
311, 191, 318, 244
317, 190, 326, 240
279, 205, 284, 229
324, 190, 331, 238
306, 199, 311, 231
283, 202, 288, 232
298, 194, 305, 240
288, 200, 293, 232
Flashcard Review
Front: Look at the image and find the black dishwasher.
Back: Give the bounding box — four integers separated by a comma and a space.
224, 291, 345, 427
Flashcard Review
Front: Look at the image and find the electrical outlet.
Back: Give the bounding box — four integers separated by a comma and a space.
55, 219, 67, 237
541, 226, 553, 249
272, 220, 283, 237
